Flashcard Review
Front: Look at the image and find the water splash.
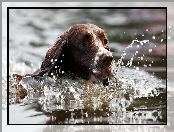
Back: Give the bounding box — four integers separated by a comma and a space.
8, 39, 166, 124
116, 40, 149, 71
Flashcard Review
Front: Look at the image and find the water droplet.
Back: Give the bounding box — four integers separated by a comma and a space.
146, 29, 148, 32
140, 42, 144, 45
152, 36, 155, 39
142, 34, 144, 36
149, 49, 152, 52
161, 39, 163, 42
55, 59, 57, 62
51, 59, 53, 62
162, 30, 163, 32
136, 67, 139, 71
168, 36, 171, 40
140, 57, 143, 60
149, 64, 152, 67
137, 45, 139, 48
144, 64, 147, 67
92, 69, 97, 73
123, 53, 126, 56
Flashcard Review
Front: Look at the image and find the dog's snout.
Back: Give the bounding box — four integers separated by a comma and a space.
102, 55, 113, 66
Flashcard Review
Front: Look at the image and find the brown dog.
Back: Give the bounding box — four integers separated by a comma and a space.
15, 24, 115, 86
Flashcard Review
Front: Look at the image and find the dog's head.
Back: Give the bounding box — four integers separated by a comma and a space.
41, 24, 115, 85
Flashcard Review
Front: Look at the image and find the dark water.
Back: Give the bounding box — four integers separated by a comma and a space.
8, 8, 166, 124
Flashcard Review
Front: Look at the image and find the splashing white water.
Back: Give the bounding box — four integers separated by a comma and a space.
116, 40, 149, 70
7, 39, 166, 124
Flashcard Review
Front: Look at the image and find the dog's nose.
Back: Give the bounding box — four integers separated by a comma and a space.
102, 55, 113, 66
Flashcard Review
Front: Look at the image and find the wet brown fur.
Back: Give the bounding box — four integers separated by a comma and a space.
16, 24, 113, 86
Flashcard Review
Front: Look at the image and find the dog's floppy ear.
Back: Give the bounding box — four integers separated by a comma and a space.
38, 29, 70, 77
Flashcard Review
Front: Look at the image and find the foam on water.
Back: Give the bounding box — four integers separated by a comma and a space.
7, 39, 166, 124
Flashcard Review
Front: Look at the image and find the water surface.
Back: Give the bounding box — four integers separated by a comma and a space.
5, 8, 167, 124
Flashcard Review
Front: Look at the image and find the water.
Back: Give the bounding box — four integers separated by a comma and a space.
8, 40, 166, 124
3, 8, 168, 125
